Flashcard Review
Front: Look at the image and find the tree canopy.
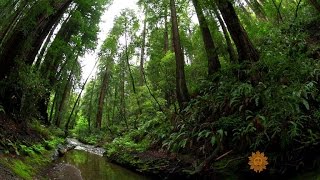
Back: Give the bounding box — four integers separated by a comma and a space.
1, 0, 320, 178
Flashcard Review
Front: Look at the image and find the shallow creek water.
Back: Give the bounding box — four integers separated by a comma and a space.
46, 139, 150, 180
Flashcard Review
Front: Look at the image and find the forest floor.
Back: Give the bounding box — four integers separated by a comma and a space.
0, 114, 65, 179
0, 164, 20, 180
106, 148, 210, 179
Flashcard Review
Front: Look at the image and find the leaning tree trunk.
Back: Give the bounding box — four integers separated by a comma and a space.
88, 79, 96, 131
65, 58, 99, 136
192, 0, 220, 76
0, 0, 72, 80
170, 0, 190, 109
26, 0, 73, 65
213, 7, 237, 63
216, 0, 259, 63
0, 0, 29, 50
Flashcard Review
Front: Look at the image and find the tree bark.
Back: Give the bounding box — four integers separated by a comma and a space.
120, 55, 128, 130
49, 92, 57, 124
140, 9, 147, 86
55, 70, 72, 127
213, 8, 237, 63
88, 80, 96, 131
164, 7, 169, 53
26, 0, 73, 65
33, 13, 68, 70
216, 0, 259, 63
0, 0, 72, 80
170, 0, 190, 109
244, 0, 267, 20
0, 0, 28, 50
192, 0, 220, 75
96, 67, 109, 129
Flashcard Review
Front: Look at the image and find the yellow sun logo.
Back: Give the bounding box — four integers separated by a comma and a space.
248, 151, 268, 173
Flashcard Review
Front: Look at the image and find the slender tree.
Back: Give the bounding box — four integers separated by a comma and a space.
140, 8, 148, 85
212, 7, 237, 62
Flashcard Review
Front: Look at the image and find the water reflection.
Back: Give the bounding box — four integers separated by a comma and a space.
58, 150, 149, 180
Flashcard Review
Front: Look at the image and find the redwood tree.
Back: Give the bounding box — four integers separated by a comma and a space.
216, 0, 259, 63
170, 0, 190, 109
192, 0, 221, 75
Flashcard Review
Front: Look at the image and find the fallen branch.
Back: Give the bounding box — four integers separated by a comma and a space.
215, 157, 245, 170
215, 150, 233, 161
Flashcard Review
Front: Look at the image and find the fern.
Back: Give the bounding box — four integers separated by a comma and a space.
0, 105, 5, 114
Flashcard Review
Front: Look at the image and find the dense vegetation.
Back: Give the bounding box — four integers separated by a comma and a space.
0, 0, 320, 179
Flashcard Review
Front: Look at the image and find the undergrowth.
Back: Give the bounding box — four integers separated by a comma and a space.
160, 19, 320, 177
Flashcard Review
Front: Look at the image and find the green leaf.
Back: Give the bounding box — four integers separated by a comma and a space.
302, 99, 310, 110
211, 136, 216, 146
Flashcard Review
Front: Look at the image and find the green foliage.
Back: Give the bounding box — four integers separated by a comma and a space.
162, 20, 320, 174
0, 62, 46, 119
44, 137, 64, 150
11, 160, 33, 180
1, 0, 319, 178
0, 104, 5, 114
105, 134, 150, 157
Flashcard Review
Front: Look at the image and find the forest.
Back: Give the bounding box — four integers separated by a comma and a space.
0, 0, 320, 179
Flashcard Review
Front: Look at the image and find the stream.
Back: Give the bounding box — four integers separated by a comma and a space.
46, 139, 150, 180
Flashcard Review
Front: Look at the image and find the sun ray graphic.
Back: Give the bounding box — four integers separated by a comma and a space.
248, 151, 268, 173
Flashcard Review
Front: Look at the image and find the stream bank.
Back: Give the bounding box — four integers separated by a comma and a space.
42, 138, 150, 180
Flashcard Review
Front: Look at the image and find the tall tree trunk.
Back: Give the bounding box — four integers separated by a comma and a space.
213, 8, 237, 63
140, 9, 147, 86
170, 0, 190, 109
119, 56, 128, 130
55, 70, 72, 127
49, 92, 57, 124
244, 0, 267, 20
65, 57, 98, 136
216, 0, 259, 63
124, 23, 142, 120
88, 80, 96, 131
26, 0, 73, 65
0, 0, 72, 80
0, 0, 28, 50
164, 7, 169, 53
96, 67, 109, 129
38, 92, 50, 125
164, 5, 174, 108
33, 15, 65, 70
309, 0, 320, 12
111, 85, 118, 124
192, 0, 221, 76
